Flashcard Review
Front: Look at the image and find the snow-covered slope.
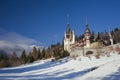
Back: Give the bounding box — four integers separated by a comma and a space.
0, 52, 120, 80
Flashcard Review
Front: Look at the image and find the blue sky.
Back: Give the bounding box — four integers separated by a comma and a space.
0, 0, 120, 47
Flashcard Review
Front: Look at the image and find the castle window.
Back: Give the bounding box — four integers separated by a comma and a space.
66, 35, 70, 38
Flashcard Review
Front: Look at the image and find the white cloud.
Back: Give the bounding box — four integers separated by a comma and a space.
0, 32, 38, 44
0, 28, 43, 57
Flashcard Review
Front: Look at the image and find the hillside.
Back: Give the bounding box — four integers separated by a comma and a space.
0, 51, 120, 80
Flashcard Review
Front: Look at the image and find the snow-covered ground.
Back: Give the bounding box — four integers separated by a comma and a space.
0, 52, 120, 80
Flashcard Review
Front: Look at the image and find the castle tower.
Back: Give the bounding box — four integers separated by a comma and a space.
64, 15, 75, 52
84, 18, 91, 48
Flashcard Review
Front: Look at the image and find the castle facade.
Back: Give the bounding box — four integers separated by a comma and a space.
64, 18, 91, 52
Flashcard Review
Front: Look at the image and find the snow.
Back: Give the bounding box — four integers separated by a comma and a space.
0, 52, 120, 80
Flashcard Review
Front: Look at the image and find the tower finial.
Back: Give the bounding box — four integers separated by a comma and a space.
86, 16, 88, 27
67, 14, 70, 24
66, 14, 71, 33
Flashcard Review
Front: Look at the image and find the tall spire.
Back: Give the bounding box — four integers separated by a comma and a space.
84, 16, 90, 34
86, 16, 88, 27
66, 14, 71, 33
67, 14, 70, 24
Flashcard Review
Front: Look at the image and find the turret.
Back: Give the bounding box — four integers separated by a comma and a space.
84, 18, 91, 48
64, 15, 75, 52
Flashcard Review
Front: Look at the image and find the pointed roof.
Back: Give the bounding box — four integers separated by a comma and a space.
66, 24, 71, 34
85, 17, 90, 34
66, 15, 72, 34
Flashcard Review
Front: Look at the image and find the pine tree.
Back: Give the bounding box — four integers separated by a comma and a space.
27, 52, 34, 63
45, 48, 51, 59
42, 48, 46, 59
0, 51, 9, 67
20, 50, 27, 64
53, 46, 61, 58
61, 50, 69, 58
32, 47, 40, 60
10, 51, 22, 67
38, 48, 42, 59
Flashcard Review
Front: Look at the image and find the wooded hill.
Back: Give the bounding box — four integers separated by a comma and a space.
0, 27, 120, 68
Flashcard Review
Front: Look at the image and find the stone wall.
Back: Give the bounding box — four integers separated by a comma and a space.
70, 43, 120, 56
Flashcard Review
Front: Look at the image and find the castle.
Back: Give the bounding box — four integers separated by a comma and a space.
64, 17, 91, 52
63, 17, 114, 56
